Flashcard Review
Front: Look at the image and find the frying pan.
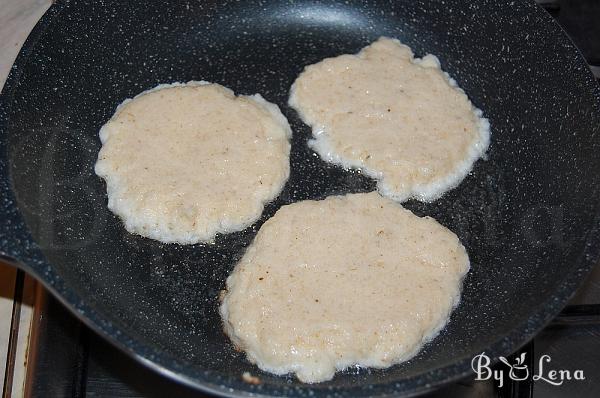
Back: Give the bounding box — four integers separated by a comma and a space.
1, 0, 600, 396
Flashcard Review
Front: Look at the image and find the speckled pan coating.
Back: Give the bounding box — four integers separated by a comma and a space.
1, 1, 599, 397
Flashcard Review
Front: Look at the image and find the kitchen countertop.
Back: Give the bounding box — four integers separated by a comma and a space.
0, 0, 51, 90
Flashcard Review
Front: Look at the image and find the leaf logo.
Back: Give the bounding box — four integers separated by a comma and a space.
499, 353, 529, 381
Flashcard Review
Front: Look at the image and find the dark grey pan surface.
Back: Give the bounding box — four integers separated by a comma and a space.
1, 0, 600, 397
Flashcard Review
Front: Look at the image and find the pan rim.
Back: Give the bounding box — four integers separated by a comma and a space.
1, 0, 600, 396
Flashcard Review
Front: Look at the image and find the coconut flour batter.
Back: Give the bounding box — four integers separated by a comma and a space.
289, 37, 490, 202
220, 192, 469, 383
95, 82, 291, 244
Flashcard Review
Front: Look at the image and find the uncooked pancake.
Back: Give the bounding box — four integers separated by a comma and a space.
289, 37, 490, 202
220, 192, 469, 383
95, 82, 291, 244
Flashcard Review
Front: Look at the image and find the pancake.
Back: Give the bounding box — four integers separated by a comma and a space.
289, 37, 490, 202
220, 192, 469, 383
95, 82, 291, 244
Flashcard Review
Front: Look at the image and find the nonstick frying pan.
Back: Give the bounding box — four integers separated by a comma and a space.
1, 0, 600, 396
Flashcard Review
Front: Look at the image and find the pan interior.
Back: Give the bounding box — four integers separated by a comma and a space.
4, 0, 600, 395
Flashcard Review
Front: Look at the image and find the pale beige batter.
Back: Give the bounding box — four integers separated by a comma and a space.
95, 82, 291, 244
289, 37, 490, 202
220, 192, 469, 383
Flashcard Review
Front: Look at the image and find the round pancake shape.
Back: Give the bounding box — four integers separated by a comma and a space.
289, 37, 490, 202
220, 192, 470, 383
95, 82, 291, 244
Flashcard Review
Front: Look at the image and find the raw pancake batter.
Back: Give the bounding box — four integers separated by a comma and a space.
289, 37, 490, 202
95, 82, 291, 244
220, 192, 470, 383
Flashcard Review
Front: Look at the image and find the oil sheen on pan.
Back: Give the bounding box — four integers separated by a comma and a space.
289, 37, 490, 202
